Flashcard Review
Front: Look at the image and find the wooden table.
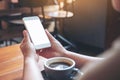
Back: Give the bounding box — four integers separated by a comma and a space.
0, 44, 45, 80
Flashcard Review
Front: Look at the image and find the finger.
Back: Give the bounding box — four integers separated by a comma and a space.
20, 38, 24, 44
45, 29, 57, 42
23, 30, 31, 43
21, 30, 26, 43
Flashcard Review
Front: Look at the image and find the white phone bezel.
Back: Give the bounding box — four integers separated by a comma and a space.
22, 16, 51, 50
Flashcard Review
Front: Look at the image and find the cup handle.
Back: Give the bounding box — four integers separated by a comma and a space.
70, 68, 84, 80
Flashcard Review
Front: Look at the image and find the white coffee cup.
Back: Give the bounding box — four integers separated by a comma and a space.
44, 57, 83, 80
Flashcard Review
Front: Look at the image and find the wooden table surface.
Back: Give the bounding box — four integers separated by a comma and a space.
0, 44, 45, 80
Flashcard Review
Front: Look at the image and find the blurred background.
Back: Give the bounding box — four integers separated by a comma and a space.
0, 0, 120, 56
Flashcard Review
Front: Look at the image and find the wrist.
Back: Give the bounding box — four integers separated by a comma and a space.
24, 57, 40, 71
23, 54, 39, 62
62, 50, 69, 57
24, 57, 37, 63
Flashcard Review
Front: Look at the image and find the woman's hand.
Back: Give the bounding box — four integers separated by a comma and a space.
20, 29, 67, 60
20, 30, 39, 62
37, 30, 67, 58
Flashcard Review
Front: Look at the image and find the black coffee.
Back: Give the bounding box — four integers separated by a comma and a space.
49, 62, 71, 70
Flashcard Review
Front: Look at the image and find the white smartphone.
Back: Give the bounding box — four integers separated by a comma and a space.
22, 16, 51, 50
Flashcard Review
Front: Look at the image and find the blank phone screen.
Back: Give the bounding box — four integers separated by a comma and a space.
24, 17, 50, 46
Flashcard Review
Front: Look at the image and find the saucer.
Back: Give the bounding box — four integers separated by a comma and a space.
41, 69, 83, 80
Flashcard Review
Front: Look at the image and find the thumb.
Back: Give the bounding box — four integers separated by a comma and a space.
45, 29, 57, 42
23, 30, 31, 43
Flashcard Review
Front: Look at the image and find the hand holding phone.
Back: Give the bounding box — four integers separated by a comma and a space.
22, 16, 51, 50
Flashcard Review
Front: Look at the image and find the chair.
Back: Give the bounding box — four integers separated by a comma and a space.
0, 0, 24, 46
0, 26, 23, 46
0, 19, 4, 45
1, 9, 25, 46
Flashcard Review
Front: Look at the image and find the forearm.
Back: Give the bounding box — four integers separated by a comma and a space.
79, 48, 120, 80
23, 58, 44, 80
63, 50, 103, 68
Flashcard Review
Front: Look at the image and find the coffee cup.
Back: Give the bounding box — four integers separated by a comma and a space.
44, 57, 83, 80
